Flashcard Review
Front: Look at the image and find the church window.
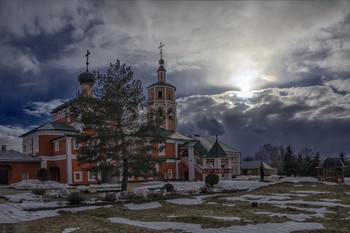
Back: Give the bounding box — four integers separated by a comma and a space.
168, 169, 173, 179
168, 108, 173, 119
158, 90, 163, 99
54, 141, 59, 152
168, 94, 172, 100
21, 173, 29, 180
74, 171, 83, 182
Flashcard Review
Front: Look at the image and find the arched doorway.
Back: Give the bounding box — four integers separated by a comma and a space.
49, 166, 60, 182
0, 165, 12, 185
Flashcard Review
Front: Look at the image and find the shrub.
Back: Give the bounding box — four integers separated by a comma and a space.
37, 168, 49, 184
205, 173, 219, 188
67, 192, 84, 205
163, 183, 174, 192
32, 189, 46, 196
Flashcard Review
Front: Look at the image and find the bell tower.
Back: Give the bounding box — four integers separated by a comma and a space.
147, 43, 177, 131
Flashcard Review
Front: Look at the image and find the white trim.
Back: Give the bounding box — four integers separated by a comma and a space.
40, 154, 77, 161
74, 171, 83, 182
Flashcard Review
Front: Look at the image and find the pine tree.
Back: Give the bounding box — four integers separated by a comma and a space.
283, 145, 295, 176
71, 60, 166, 191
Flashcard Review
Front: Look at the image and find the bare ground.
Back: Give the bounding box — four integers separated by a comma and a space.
1, 181, 350, 233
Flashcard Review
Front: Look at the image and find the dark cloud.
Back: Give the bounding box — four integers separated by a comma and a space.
196, 117, 225, 136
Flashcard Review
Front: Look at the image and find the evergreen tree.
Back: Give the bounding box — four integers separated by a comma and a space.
283, 145, 295, 176
310, 152, 321, 177
71, 60, 166, 191
37, 168, 49, 184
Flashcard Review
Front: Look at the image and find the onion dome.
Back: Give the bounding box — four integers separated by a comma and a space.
78, 71, 94, 83
317, 157, 345, 168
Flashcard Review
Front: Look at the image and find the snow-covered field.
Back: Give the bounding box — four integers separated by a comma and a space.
0, 177, 349, 232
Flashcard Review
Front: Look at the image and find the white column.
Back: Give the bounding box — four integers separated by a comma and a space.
188, 147, 195, 181
175, 141, 179, 179
66, 136, 73, 185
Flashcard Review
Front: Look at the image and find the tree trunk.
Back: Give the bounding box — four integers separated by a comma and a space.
121, 157, 128, 191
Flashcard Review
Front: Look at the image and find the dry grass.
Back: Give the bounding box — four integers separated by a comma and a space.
1, 181, 350, 232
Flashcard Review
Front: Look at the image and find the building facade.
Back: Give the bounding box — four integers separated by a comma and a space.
17, 48, 240, 185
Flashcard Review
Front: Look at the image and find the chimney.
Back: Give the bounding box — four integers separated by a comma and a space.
1, 145, 6, 152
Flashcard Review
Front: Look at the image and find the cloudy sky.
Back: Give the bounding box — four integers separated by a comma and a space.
1, 0, 350, 158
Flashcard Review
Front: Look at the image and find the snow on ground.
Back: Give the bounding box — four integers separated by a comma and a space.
166, 194, 217, 205
62, 227, 80, 233
222, 194, 350, 208
203, 215, 241, 221
0, 201, 111, 224
5, 192, 43, 203
108, 217, 324, 233
9, 179, 69, 190
124, 202, 161, 210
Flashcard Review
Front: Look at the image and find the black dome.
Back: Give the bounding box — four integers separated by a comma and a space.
317, 157, 345, 168
159, 58, 164, 65
78, 71, 94, 83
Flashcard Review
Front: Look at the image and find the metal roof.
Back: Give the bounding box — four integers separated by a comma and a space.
147, 81, 176, 90
20, 122, 77, 137
0, 149, 41, 163
316, 157, 345, 168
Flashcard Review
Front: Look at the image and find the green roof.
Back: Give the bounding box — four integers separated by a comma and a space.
206, 140, 227, 158
20, 122, 77, 137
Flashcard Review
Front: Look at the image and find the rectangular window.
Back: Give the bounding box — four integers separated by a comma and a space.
87, 172, 96, 182
74, 171, 83, 182
73, 139, 79, 150
21, 173, 29, 180
54, 141, 59, 152
159, 143, 165, 156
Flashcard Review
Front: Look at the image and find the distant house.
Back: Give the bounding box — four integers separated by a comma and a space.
0, 145, 41, 185
241, 161, 277, 176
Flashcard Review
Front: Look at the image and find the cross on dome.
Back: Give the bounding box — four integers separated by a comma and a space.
85, 50, 91, 72
158, 42, 164, 60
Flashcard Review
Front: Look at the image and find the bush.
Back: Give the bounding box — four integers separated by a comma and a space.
32, 189, 46, 196
205, 173, 219, 188
163, 183, 174, 192
67, 192, 84, 205
37, 168, 49, 183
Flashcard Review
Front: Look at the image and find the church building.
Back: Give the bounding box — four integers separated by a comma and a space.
18, 46, 241, 185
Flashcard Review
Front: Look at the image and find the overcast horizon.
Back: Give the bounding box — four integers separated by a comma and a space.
1, 0, 350, 158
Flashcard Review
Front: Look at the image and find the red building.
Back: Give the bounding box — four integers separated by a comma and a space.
17, 48, 240, 185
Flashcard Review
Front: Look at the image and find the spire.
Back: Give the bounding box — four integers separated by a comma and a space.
157, 42, 166, 82
85, 50, 91, 72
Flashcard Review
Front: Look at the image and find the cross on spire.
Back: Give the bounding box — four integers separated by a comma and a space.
158, 42, 164, 59
85, 50, 90, 72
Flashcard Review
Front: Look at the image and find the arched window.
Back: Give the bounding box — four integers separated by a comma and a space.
158, 90, 163, 99
168, 108, 173, 119
157, 108, 163, 117
168, 94, 172, 100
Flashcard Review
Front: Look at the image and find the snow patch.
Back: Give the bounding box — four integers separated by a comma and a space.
62, 227, 80, 233
124, 202, 161, 210
9, 179, 69, 190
